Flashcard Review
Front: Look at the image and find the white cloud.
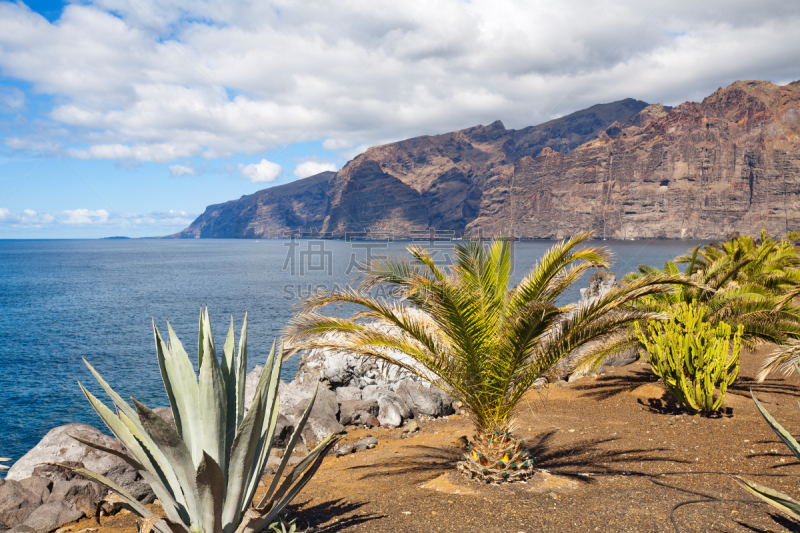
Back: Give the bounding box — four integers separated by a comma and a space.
169, 162, 198, 177
293, 160, 337, 178
0, 208, 194, 228
238, 159, 282, 183
61, 209, 110, 225
322, 138, 353, 151
0, 207, 17, 222
0, 86, 26, 112
0, 1, 797, 162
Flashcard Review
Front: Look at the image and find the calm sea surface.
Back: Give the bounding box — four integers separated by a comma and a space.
0, 238, 704, 472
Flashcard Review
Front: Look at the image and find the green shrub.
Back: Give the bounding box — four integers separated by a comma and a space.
57, 309, 336, 533
635, 302, 743, 414
734, 364, 800, 519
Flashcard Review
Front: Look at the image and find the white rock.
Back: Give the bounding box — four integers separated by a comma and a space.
7, 424, 125, 481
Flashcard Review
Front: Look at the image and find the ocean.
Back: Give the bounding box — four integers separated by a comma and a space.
0, 237, 704, 472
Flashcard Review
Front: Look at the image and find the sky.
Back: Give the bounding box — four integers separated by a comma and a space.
0, 0, 799, 238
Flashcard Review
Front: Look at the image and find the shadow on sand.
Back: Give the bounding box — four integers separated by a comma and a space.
344, 430, 688, 484
284, 498, 383, 532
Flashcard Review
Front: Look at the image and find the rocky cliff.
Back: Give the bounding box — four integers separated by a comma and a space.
172, 80, 800, 240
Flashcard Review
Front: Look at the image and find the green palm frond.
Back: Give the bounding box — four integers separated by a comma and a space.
286, 234, 682, 436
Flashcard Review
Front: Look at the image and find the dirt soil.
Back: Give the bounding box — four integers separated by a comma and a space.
70, 346, 800, 532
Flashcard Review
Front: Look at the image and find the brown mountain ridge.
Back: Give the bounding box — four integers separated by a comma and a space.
172, 80, 800, 240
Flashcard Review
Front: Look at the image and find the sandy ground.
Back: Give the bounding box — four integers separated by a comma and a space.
67, 346, 800, 532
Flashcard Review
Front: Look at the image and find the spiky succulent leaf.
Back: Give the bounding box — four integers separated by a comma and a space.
734, 476, 800, 518
50, 463, 189, 533
751, 392, 800, 461
196, 452, 225, 533
198, 320, 228, 476
70, 310, 334, 533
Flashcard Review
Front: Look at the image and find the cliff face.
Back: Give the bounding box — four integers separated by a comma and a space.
507, 80, 800, 239
175, 171, 335, 238
173, 80, 800, 240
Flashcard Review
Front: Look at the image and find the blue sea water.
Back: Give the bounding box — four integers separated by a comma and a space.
0, 238, 704, 473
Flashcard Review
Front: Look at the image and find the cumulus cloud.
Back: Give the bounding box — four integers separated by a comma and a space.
169, 162, 198, 177
238, 159, 282, 182
0, 86, 26, 112
61, 209, 110, 225
0, 0, 798, 163
293, 160, 337, 178
0, 208, 194, 228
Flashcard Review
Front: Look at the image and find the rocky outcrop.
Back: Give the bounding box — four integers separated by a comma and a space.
6, 425, 124, 482
169, 99, 649, 239
174, 171, 335, 238
508, 80, 800, 239
171, 80, 800, 241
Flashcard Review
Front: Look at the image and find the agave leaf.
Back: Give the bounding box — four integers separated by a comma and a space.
751, 391, 800, 461
222, 316, 238, 461
242, 343, 283, 515
245, 437, 336, 533
68, 434, 186, 524
261, 380, 320, 505
222, 341, 279, 530
161, 323, 203, 465
83, 359, 146, 431
734, 476, 800, 517
78, 381, 183, 507
196, 452, 225, 533
243, 398, 280, 517
53, 464, 189, 533
221, 383, 267, 532
204, 307, 217, 362
154, 321, 183, 438
236, 313, 248, 433
198, 306, 205, 369
84, 359, 182, 481
199, 318, 228, 476
262, 434, 335, 513
134, 399, 202, 526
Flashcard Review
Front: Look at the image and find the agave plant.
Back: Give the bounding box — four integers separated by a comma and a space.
635, 301, 743, 414
734, 364, 800, 519
58, 309, 336, 533
287, 234, 682, 483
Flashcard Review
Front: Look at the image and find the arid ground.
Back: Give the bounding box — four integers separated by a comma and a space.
67, 346, 800, 532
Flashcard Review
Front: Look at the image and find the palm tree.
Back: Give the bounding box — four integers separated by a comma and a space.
285, 234, 681, 483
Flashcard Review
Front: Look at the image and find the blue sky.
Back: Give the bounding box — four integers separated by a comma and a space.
1, 0, 799, 238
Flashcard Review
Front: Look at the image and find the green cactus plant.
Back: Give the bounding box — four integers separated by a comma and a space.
635, 301, 743, 414
57, 309, 337, 533
734, 364, 800, 519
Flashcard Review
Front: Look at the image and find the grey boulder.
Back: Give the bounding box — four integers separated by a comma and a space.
6, 424, 125, 481
335, 387, 362, 402
395, 379, 454, 418
338, 399, 379, 426
103, 463, 156, 504
0, 480, 40, 530
16, 478, 50, 508
280, 381, 344, 446
17, 501, 83, 533
353, 437, 378, 451
361, 386, 412, 426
